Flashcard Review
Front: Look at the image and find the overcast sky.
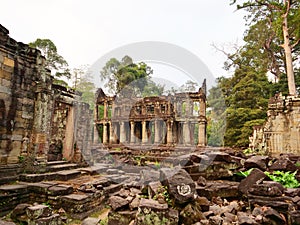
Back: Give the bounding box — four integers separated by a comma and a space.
1, 0, 246, 88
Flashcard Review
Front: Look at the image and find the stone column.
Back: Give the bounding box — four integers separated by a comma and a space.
103, 123, 108, 144
104, 101, 108, 119
109, 122, 114, 144
93, 123, 99, 144
142, 120, 148, 144
198, 121, 206, 147
120, 121, 126, 143
183, 121, 191, 145
95, 105, 99, 121
130, 121, 135, 144
167, 121, 173, 145
154, 120, 160, 144
199, 99, 206, 117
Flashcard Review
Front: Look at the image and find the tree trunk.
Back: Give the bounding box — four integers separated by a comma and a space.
282, 0, 296, 96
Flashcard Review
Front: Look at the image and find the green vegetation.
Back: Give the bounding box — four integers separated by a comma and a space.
235, 168, 254, 178
264, 170, 300, 188
153, 186, 173, 207
236, 168, 300, 188
207, 0, 300, 147
99, 217, 108, 225
100, 55, 164, 96
29, 38, 70, 79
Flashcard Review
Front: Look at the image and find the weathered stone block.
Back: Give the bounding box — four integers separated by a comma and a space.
108, 196, 129, 211
3, 57, 14, 67
30, 213, 62, 225
244, 155, 268, 170
238, 168, 266, 195
26, 205, 52, 219
160, 168, 196, 204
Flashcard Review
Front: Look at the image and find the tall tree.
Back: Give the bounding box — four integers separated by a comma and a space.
100, 56, 163, 97
29, 38, 70, 79
231, 0, 300, 95
73, 66, 96, 109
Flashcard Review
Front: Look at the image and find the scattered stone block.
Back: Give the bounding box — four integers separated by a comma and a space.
263, 207, 286, 224
47, 184, 73, 196
269, 158, 298, 172
244, 155, 268, 170
108, 210, 137, 225
33, 213, 62, 225
81, 217, 100, 225
179, 202, 206, 224
238, 168, 266, 195
129, 197, 140, 210
147, 181, 162, 198
197, 176, 207, 187
196, 196, 210, 211
139, 198, 168, 211
140, 169, 160, 184
160, 168, 196, 204
197, 180, 240, 200
249, 181, 284, 197
26, 204, 52, 220
108, 196, 129, 211
237, 212, 257, 225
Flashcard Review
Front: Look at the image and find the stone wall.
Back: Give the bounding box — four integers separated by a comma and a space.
0, 24, 93, 165
0, 24, 53, 164
264, 94, 300, 155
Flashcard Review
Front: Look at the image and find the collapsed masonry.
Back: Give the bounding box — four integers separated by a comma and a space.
94, 83, 207, 148
0, 24, 93, 165
250, 93, 300, 156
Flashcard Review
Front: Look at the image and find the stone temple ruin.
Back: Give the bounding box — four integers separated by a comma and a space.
94, 83, 207, 148
0, 24, 93, 166
2, 24, 300, 225
250, 94, 300, 156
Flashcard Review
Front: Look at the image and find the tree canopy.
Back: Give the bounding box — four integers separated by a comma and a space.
29, 38, 71, 79
207, 0, 300, 148
100, 55, 164, 97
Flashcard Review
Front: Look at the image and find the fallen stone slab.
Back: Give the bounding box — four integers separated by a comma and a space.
82, 217, 101, 225
237, 212, 258, 225
108, 210, 137, 225
238, 168, 266, 195
269, 158, 298, 172
108, 196, 129, 211
0, 184, 28, 194
160, 168, 196, 204
56, 170, 81, 181
197, 180, 240, 200
180, 202, 206, 224
10, 203, 32, 221
139, 198, 168, 211
24, 182, 56, 194
140, 169, 160, 184
107, 174, 130, 184
288, 211, 300, 225
244, 155, 268, 171
249, 181, 284, 197
33, 213, 62, 225
103, 183, 123, 196
47, 184, 73, 196
248, 194, 292, 213
263, 207, 286, 224
26, 204, 52, 219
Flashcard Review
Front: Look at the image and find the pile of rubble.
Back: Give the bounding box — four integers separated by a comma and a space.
2, 150, 300, 224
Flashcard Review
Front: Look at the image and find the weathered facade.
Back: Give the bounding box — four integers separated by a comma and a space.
94, 84, 207, 148
263, 94, 300, 155
0, 24, 92, 165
